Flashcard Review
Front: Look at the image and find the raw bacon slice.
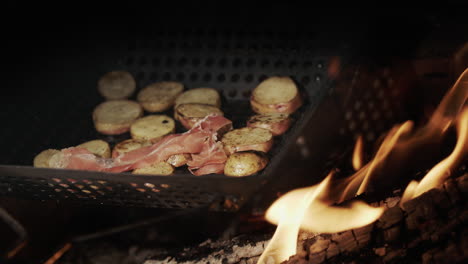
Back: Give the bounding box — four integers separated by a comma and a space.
50, 114, 232, 176
187, 141, 227, 176
187, 141, 227, 168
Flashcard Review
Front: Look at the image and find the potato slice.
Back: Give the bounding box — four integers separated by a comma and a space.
33, 149, 61, 168
251, 76, 302, 114
133, 162, 174, 176
175, 103, 224, 129
130, 115, 175, 142
166, 153, 191, 167
48, 152, 67, 168
93, 100, 143, 135
112, 139, 152, 158
76, 139, 111, 158
174, 88, 221, 108
247, 113, 292, 136
97, 71, 136, 100
137, 81, 184, 112
221, 127, 273, 155
224, 151, 268, 177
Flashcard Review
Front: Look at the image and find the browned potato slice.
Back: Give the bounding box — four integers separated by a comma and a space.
246, 113, 292, 136
224, 151, 268, 177
166, 153, 191, 167
130, 115, 175, 142
33, 149, 61, 168
175, 103, 224, 129
112, 139, 152, 158
133, 162, 174, 176
221, 127, 273, 155
97, 71, 136, 100
251, 76, 302, 114
93, 100, 143, 135
174, 88, 221, 108
48, 152, 67, 169
137, 81, 184, 112
76, 139, 111, 158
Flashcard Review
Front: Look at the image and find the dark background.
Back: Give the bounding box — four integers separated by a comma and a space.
1, 4, 467, 263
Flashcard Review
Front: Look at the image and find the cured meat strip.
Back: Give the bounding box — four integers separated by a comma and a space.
50, 115, 232, 175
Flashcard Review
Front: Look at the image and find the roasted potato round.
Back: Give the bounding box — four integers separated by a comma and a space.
92, 100, 143, 135
251, 76, 302, 114
174, 88, 221, 108
224, 151, 268, 177
130, 115, 175, 142
133, 162, 174, 176
33, 149, 61, 168
112, 139, 152, 158
175, 103, 224, 129
137, 81, 184, 112
166, 153, 191, 167
97, 71, 136, 100
77, 139, 111, 158
221, 127, 273, 155
247, 113, 292, 136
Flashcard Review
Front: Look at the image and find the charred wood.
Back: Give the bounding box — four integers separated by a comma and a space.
145, 173, 467, 264
284, 173, 468, 264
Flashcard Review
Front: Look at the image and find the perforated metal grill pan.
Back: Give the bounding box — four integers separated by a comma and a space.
0, 21, 417, 211
0, 28, 345, 211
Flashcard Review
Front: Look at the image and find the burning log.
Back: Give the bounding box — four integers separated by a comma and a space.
142, 172, 467, 264
285, 172, 467, 264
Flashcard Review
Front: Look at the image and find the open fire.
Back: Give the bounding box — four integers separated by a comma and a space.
257, 68, 468, 264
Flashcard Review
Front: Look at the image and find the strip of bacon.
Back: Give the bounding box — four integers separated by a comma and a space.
187, 140, 228, 176
51, 115, 232, 175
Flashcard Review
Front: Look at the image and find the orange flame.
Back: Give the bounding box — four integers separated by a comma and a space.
258, 170, 384, 264
396, 67, 468, 150
257, 173, 333, 264
356, 121, 414, 195
399, 67, 467, 204
335, 121, 413, 203
257, 68, 468, 264
401, 107, 468, 205
352, 135, 364, 171
426, 68, 467, 132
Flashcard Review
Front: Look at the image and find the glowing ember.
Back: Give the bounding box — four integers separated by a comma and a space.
352, 135, 364, 170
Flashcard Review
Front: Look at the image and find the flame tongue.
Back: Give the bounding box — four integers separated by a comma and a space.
427, 68, 468, 132
334, 121, 414, 203
357, 121, 414, 195
257, 173, 333, 264
352, 135, 364, 171
258, 172, 384, 264
402, 107, 468, 205
299, 201, 384, 233
401, 68, 468, 205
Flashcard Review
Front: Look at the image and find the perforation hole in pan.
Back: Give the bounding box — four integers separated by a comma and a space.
339, 67, 407, 144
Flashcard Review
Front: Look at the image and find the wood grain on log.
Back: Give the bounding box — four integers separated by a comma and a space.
284, 173, 467, 264
145, 174, 467, 264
